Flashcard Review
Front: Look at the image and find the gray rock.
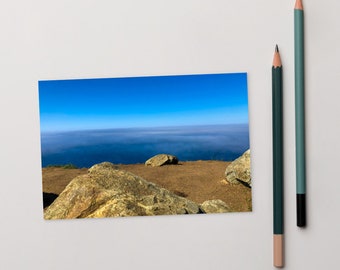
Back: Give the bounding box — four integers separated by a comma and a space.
200, 200, 230, 213
44, 162, 200, 220
145, 154, 178, 167
225, 149, 251, 187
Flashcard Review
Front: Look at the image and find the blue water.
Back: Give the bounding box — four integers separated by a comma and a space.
40, 124, 250, 168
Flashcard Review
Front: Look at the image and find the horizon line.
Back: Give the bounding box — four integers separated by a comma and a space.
40, 122, 249, 134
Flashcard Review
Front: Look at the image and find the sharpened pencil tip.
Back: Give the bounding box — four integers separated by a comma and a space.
273, 45, 282, 67
295, 0, 303, 10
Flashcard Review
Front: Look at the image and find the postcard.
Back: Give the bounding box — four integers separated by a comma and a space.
39, 73, 251, 219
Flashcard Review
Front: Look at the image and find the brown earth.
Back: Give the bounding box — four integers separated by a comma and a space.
42, 161, 252, 212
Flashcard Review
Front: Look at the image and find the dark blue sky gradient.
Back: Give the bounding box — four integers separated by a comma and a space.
39, 73, 248, 132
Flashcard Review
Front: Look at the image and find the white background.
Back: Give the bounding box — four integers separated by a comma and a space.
1, 1, 339, 269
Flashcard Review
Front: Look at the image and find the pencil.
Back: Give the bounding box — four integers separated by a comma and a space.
272, 45, 284, 268
294, 0, 306, 227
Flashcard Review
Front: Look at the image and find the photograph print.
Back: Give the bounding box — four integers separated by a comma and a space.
39, 73, 251, 220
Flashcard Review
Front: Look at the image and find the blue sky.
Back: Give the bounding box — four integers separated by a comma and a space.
39, 73, 248, 132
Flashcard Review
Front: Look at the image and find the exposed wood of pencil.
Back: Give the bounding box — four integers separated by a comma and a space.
274, 235, 284, 267
295, 0, 303, 10
273, 45, 282, 68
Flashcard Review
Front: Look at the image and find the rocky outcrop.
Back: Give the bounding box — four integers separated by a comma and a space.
225, 149, 251, 187
200, 200, 230, 213
44, 162, 202, 220
145, 154, 179, 167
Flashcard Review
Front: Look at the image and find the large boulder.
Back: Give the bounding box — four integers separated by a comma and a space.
145, 154, 178, 167
225, 149, 251, 187
44, 162, 201, 220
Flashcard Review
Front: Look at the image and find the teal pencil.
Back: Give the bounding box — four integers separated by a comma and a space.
294, 0, 306, 227
272, 45, 284, 268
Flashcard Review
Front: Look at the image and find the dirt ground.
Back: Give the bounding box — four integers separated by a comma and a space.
42, 161, 252, 212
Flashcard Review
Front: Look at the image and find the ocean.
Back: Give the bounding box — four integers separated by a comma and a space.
40, 124, 250, 168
